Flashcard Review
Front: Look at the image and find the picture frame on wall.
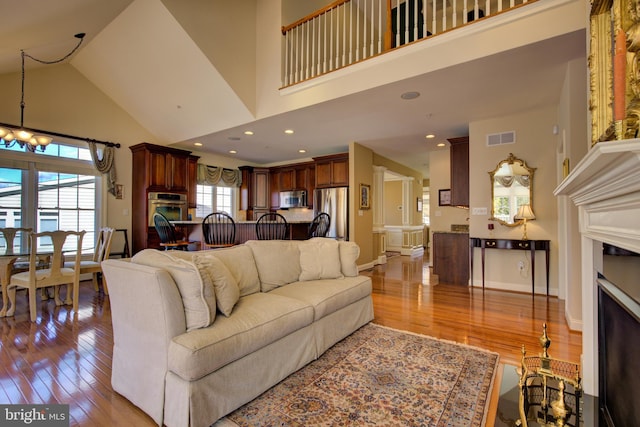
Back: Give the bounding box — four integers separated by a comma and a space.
360, 184, 370, 209
439, 189, 451, 206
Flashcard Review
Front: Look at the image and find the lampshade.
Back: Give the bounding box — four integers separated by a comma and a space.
515, 204, 535, 240
515, 204, 536, 221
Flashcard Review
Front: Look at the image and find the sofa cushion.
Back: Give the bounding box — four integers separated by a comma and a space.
192, 254, 239, 317
298, 238, 343, 281
204, 245, 261, 296
168, 292, 313, 381
338, 241, 360, 277
246, 240, 301, 291
131, 249, 216, 331
269, 276, 371, 321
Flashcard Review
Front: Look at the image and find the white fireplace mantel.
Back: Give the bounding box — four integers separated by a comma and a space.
554, 138, 640, 396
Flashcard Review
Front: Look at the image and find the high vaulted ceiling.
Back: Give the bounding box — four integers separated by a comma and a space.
0, 0, 586, 178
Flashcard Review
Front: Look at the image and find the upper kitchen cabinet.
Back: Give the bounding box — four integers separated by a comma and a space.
131, 143, 194, 193
448, 137, 469, 207
314, 153, 349, 188
240, 166, 270, 220
269, 162, 315, 209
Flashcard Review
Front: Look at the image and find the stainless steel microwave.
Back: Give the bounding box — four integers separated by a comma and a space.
280, 190, 307, 208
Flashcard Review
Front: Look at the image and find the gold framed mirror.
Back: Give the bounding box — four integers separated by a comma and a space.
489, 153, 536, 227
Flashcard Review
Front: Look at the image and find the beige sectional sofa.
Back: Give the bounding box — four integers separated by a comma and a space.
101, 238, 374, 427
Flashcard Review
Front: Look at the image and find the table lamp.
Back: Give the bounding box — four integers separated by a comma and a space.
515, 204, 536, 240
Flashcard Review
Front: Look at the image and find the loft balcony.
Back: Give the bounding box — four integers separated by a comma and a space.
281, 0, 536, 87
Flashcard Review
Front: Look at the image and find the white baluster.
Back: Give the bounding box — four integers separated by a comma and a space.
413, 0, 418, 41
370, 0, 375, 56
432, 0, 437, 34
378, 0, 383, 54
452, 0, 457, 28
463, 0, 468, 24
323, 12, 328, 74
342, 3, 347, 67
349, 0, 354, 63
404, 0, 409, 47
442, 0, 447, 32
356, 0, 360, 61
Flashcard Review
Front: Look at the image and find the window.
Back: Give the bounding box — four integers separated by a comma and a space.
0, 141, 102, 252
195, 184, 235, 218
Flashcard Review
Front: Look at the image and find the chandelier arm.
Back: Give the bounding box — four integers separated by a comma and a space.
0, 121, 120, 149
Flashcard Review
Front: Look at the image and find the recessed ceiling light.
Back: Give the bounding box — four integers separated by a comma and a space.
228, 136, 241, 141
194, 142, 203, 146
244, 131, 254, 136
437, 142, 446, 147
425, 134, 435, 139
284, 129, 294, 134
400, 91, 420, 100
298, 149, 306, 153
229, 150, 237, 154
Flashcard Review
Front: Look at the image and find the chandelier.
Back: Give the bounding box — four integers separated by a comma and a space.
0, 33, 86, 152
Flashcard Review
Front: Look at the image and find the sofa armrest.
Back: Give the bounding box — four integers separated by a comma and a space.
101, 259, 186, 425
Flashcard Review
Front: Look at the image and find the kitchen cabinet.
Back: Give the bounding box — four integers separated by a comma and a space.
448, 136, 469, 207
432, 232, 469, 285
314, 153, 348, 188
187, 156, 198, 209
269, 162, 315, 209
130, 142, 197, 254
240, 166, 270, 220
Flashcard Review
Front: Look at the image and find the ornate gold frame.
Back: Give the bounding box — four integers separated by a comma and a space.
590, 0, 640, 143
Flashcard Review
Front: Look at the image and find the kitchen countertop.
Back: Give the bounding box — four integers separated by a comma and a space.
171, 220, 312, 224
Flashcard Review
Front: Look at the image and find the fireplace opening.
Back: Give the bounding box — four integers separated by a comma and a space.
597, 244, 640, 427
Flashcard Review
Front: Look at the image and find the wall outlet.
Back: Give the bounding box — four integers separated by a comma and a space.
518, 260, 525, 271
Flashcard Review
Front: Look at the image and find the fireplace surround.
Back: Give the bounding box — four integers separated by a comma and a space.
554, 139, 640, 422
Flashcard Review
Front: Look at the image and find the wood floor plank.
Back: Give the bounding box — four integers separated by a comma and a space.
0, 253, 582, 426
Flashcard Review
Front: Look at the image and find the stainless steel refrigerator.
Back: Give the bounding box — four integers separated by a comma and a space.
314, 187, 348, 240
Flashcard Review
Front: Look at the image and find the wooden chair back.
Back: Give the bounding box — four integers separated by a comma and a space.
0, 227, 32, 255
202, 212, 236, 248
8, 230, 85, 321
308, 213, 331, 238
153, 213, 189, 250
255, 213, 289, 240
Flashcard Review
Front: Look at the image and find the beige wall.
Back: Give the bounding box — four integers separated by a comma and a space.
350, 142, 374, 265
468, 106, 559, 295
0, 64, 249, 237
384, 181, 403, 225
372, 152, 423, 225
162, 0, 257, 114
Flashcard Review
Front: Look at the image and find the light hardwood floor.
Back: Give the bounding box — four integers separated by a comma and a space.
0, 253, 582, 426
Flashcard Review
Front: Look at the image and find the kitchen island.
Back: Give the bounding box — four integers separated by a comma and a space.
171, 220, 312, 246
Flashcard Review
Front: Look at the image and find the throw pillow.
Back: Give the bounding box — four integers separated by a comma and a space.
193, 253, 240, 317
131, 249, 216, 331
246, 240, 301, 292
298, 238, 344, 281
338, 241, 360, 277
207, 245, 261, 296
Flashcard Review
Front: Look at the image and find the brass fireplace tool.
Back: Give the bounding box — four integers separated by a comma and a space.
515, 324, 582, 427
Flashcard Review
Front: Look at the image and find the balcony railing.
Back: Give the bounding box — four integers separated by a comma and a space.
281, 0, 534, 87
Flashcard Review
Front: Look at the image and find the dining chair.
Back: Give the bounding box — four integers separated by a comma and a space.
255, 212, 289, 240
153, 213, 191, 250
202, 212, 236, 249
308, 213, 331, 238
7, 230, 85, 322
64, 227, 114, 294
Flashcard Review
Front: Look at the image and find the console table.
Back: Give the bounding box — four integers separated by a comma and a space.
469, 238, 550, 295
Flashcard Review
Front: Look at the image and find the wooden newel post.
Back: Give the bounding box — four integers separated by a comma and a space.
384, 0, 392, 51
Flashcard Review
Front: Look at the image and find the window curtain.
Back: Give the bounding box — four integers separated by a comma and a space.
88, 142, 117, 195
197, 164, 242, 187
495, 175, 530, 188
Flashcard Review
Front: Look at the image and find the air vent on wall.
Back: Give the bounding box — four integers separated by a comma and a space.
486, 131, 516, 146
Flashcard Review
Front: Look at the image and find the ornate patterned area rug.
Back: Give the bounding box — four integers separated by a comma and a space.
219, 323, 499, 426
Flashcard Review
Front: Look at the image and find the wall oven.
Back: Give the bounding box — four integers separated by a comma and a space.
148, 192, 187, 226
